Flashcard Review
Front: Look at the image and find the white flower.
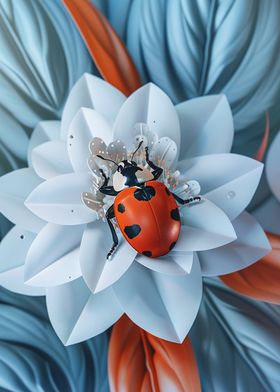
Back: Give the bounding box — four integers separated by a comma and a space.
0, 74, 270, 345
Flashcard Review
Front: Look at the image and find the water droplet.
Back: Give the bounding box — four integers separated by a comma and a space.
71, 209, 74, 213
226, 191, 236, 199
69, 135, 74, 139
20, 235, 24, 239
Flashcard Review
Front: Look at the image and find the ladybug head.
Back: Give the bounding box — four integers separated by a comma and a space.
97, 141, 153, 191
112, 141, 144, 191
111, 159, 142, 190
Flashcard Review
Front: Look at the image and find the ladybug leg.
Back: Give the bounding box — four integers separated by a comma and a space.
105, 205, 119, 260
145, 146, 163, 180
171, 193, 202, 205
99, 168, 109, 186
99, 169, 119, 196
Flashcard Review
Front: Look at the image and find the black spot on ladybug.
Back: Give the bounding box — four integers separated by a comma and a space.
169, 242, 176, 251
117, 203, 125, 213
134, 186, 155, 201
171, 208, 180, 221
165, 188, 171, 196
142, 250, 152, 257
124, 224, 141, 239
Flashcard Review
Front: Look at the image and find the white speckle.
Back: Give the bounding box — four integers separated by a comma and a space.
226, 191, 236, 199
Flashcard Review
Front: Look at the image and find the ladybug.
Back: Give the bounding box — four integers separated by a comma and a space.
97, 141, 201, 259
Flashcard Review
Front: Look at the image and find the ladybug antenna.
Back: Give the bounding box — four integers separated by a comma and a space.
96, 155, 118, 166
131, 140, 143, 161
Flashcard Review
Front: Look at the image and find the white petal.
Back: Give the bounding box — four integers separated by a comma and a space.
150, 137, 178, 170
25, 172, 96, 225
28, 121, 61, 166
32, 140, 72, 179
80, 221, 137, 293
136, 251, 193, 275
176, 95, 234, 160
24, 224, 84, 287
198, 212, 271, 276
252, 196, 280, 235
46, 277, 123, 345
67, 108, 112, 172
113, 257, 202, 343
0, 226, 45, 296
178, 153, 263, 220
113, 83, 180, 150
61, 73, 125, 139
0, 168, 45, 233
177, 199, 236, 251
266, 131, 280, 201
106, 139, 127, 162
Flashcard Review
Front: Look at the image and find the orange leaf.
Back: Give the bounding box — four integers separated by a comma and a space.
220, 232, 280, 304
254, 112, 270, 161
63, 0, 141, 96
108, 315, 201, 392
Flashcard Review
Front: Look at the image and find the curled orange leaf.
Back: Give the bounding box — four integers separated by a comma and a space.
220, 232, 280, 304
254, 112, 270, 161
63, 0, 141, 96
108, 315, 201, 392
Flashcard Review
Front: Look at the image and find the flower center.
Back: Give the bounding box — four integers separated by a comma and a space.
82, 123, 201, 219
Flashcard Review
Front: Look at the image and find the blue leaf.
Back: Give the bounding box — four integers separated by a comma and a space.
94, 0, 280, 156
190, 278, 280, 392
0, 0, 93, 163
0, 287, 109, 391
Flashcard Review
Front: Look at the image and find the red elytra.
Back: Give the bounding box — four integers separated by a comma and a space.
114, 181, 180, 258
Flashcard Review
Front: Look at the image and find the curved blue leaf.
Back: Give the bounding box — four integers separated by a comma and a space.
0, 287, 109, 391
0, 0, 93, 163
190, 278, 280, 392
93, 0, 280, 156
